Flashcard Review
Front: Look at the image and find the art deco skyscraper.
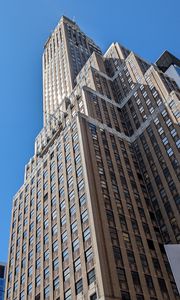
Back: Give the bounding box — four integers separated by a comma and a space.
5, 16, 180, 300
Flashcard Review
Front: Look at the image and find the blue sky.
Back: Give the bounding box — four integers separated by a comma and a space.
0, 0, 179, 262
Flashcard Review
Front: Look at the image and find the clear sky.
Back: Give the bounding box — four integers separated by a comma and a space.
0, 0, 179, 263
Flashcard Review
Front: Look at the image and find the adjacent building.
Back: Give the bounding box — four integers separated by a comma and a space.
5, 16, 180, 300
0, 263, 6, 300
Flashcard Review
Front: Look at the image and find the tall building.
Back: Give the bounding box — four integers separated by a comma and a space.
5, 16, 180, 300
0, 263, 6, 300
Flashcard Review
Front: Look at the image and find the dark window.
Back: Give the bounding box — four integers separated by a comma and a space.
75, 279, 83, 295
121, 291, 131, 300
87, 269, 95, 285
90, 293, 97, 300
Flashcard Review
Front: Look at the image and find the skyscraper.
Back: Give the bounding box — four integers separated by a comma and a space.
0, 263, 6, 300
5, 16, 180, 300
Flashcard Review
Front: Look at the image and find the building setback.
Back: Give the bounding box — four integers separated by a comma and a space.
5, 16, 180, 300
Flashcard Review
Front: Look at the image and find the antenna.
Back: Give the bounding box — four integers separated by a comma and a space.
73, 16, 76, 22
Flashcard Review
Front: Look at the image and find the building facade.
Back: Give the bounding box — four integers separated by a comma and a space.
0, 263, 6, 300
5, 16, 180, 300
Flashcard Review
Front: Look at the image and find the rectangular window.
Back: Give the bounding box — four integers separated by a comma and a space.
74, 257, 81, 272
85, 247, 93, 262
62, 248, 69, 261
53, 257, 59, 270
79, 194, 86, 206
53, 277, 59, 290
87, 268, 96, 285
64, 289, 71, 300
44, 250, 49, 261
52, 240, 58, 252
44, 267, 49, 279
62, 231, 68, 243
44, 286, 50, 298
36, 275, 41, 287
81, 210, 88, 223
75, 279, 83, 295
61, 215, 66, 226
52, 224, 58, 236
27, 283, 32, 294
71, 221, 77, 233
63, 267, 70, 281
72, 238, 79, 252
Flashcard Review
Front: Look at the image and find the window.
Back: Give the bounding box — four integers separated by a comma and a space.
36, 258, 41, 269
29, 222, 34, 231
61, 215, 66, 226
90, 293, 97, 300
79, 194, 86, 206
62, 248, 69, 261
44, 267, 49, 279
72, 238, 79, 252
145, 275, 155, 291
24, 218, 28, 226
36, 227, 41, 237
69, 190, 75, 202
52, 210, 57, 220
121, 291, 131, 300
14, 281, 18, 291
28, 266, 33, 277
44, 219, 49, 229
78, 179, 84, 191
74, 257, 81, 272
63, 267, 70, 281
87, 268, 95, 285
53, 277, 59, 290
52, 224, 58, 236
85, 247, 93, 262
51, 196, 56, 206
62, 231, 68, 243
71, 221, 77, 233
29, 236, 34, 246
44, 234, 49, 244
20, 291, 25, 300
21, 273, 25, 284
21, 258, 26, 269
7, 288, 11, 299
44, 250, 49, 261
75, 154, 81, 164
76, 166, 82, 177
66, 153, 71, 162
30, 209, 34, 219
59, 174, 64, 185
64, 289, 71, 300
60, 200, 66, 211
36, 275, 41, 287
68, 177, 73, 188
28, 250, 33, 260
36, 214, 41, 223
22, 243, 26, 253
70, 205, 76, 217
53, 257, 59, 270
83, 228, 91, 241
67, 164, 72, 175
52, 240, 58, 252
36, 242, 41, 253
23, 230, 27, 239
44, 205, 48, 215
27, 283, 32, 295
81, 210, 88, 223
75, 279, 83, 295
15, 266, 19, 276
44, 286, 50, 298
